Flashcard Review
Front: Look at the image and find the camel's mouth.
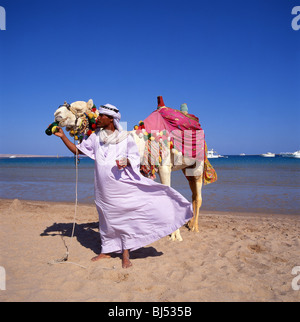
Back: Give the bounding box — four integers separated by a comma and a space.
54, 114, 69, 126
54, 115, 62, 122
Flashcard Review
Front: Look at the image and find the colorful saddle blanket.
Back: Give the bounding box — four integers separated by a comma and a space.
136, 107, 217, 185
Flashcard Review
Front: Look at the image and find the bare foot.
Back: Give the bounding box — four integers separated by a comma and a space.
91, 253, 111, 262
122, 250, 132, 269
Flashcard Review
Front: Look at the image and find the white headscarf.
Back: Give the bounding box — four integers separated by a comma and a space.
98, 103, 129, 144
99, 103, 123, 131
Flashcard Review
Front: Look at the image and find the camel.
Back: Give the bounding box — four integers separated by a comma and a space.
52, 99, 207, 241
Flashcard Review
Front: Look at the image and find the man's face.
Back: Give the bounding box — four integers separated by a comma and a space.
96, 114, 114, 128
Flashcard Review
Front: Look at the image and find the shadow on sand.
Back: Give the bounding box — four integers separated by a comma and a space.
41, 222, 163, 260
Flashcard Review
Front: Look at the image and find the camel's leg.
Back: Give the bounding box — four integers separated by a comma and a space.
158, 166, 183, 242
171, 228, 183, 242
183, 170, 203, 233
158, 165, 171, 187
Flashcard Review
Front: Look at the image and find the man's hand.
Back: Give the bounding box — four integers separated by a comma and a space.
116, 158, 131, 169
54, 126, 65, 138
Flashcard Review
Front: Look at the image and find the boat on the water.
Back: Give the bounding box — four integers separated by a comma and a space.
207, 149, 219, 158
280, 151, 300, 159
207, 149, 227, 158
260, 152, 275, 157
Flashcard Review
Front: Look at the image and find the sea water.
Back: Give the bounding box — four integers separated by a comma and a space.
0, 155, 299, 215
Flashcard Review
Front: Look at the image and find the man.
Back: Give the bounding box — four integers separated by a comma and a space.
54, 104, 193, 268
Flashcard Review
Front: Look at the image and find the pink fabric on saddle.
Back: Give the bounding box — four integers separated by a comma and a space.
143, 108, 205, 161
143, 109, 170, 132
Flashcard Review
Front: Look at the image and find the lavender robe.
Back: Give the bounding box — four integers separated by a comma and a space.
77, 131, 193, 254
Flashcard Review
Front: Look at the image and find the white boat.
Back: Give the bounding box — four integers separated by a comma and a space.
281, 151, 300, 158
207, 149, 219, 158
260, 152, 275, 157
240, 153, 246, 156
293, 151, 300, 158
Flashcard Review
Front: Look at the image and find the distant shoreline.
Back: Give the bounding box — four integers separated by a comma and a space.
0, 154, 90, 159
0, 154, 65, 158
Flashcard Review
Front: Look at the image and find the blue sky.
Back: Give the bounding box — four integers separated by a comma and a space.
0, 0, 299, 155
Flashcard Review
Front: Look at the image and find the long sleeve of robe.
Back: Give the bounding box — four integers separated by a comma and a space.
77, 131, 193, 254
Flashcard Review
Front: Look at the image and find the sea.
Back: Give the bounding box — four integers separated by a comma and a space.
0, 155, 299, 216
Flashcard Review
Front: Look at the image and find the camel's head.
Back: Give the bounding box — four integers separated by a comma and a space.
54, 99, 94, 129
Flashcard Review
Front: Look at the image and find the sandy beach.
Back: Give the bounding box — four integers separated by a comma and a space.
0, 198, 299, 302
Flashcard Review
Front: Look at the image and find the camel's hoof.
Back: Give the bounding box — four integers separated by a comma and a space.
189, 226, 199, 233
169, 235, 176, 241
169, 234, 183, 242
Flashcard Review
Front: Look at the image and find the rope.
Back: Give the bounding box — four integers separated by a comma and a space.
48, 141, 87, 269
68, 143, 79, 257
